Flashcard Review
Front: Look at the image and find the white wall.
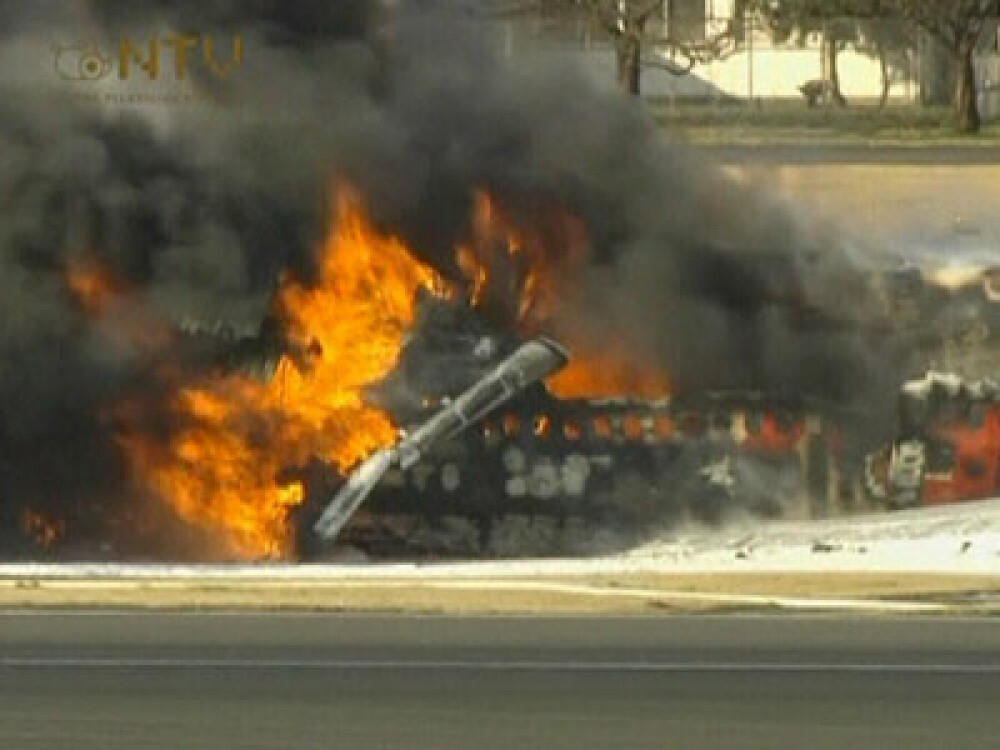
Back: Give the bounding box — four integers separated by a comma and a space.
563, 45, 914, 101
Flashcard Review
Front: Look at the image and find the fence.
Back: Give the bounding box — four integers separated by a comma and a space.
508, 14, 1000, 118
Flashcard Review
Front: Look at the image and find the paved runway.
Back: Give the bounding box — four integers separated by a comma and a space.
1, 611, 999, 749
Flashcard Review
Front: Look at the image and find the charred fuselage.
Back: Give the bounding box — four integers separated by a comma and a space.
309, 387, 847, 556
190, 260, 1000, 559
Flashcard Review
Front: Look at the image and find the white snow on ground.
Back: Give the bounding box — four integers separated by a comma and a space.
1, 499, 999, 578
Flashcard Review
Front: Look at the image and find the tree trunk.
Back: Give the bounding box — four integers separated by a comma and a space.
954, 41, 980, 133
824, 35, 847, 106
878, 43, 890, 110
615, 31, 642, 95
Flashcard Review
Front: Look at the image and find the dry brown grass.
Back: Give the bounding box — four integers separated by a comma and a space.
2, 572, 998, 614
724, 162, 1000, 253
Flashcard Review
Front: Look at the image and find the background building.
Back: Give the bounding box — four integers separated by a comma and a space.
505, 0, 1000, 117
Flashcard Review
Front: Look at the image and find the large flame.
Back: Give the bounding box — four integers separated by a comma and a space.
457, 193, 669, 398
457, 191, 587, 331
114, 191, 444, 559
66, 186, 668, 559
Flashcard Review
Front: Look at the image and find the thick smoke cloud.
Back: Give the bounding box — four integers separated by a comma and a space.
0, 0, 906, 555
335, 3, 907, 424
0, 1, 375, 553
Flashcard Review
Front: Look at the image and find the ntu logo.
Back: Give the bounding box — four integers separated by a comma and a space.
53, 35, 244, 82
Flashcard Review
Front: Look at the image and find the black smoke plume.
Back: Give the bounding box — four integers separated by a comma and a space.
0, 0, 907, 557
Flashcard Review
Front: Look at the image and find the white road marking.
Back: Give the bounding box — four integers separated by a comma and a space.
0, 576, 962, 612
410, 580, 953, 611
0, 610, 994, 626
1, 657, 999, 674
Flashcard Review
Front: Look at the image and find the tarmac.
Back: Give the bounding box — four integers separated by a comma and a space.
2, 611, 998, 750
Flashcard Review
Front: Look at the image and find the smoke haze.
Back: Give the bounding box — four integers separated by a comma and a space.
0, 0, 906, 555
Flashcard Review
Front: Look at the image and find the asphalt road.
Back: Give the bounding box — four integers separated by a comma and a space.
1, 611, 999, 749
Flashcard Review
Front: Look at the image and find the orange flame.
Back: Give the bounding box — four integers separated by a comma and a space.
66, 257, 174, 352
115, 190, 444, 559
69, 185, 669, 559
456, 193, 670, 398
66, 261, 126, 316
21, 509, 65, 550
456, 192, 586, 331
547, 352, 671, 398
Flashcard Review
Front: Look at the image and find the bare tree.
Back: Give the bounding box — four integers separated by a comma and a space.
499, 1, 744, 95
746, 0, 998, 128
853, 16, 917, 109
887, 0, 1000, 132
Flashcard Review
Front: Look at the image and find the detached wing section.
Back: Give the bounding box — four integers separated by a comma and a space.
313, 337, 569, 543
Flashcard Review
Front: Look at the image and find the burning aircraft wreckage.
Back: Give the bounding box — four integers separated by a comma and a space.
6, 2, 1000, 563
308, 255, 1000, 559
26, 189, 1000, 562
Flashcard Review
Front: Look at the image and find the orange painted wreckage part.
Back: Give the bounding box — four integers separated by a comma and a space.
921, 406, 1000, 505
878, 374, 1000, 509
742, 412, 807, 455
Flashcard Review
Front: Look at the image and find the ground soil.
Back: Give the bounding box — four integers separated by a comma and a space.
2, 572, 998, 614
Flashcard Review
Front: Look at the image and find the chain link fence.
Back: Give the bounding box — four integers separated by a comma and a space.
505, 13, 1000, 119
